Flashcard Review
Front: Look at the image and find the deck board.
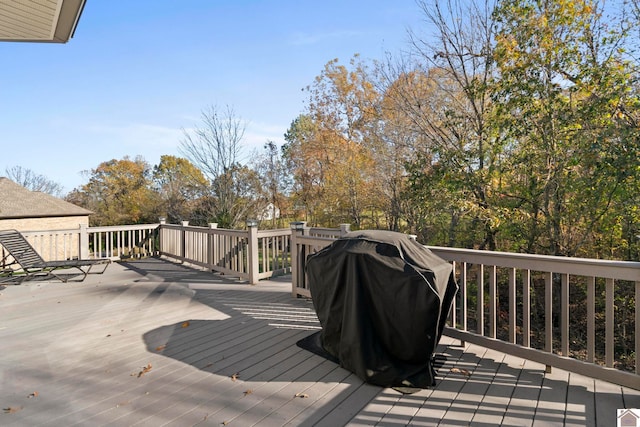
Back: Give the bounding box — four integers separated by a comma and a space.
1, 257, 637, 426
500, 359, 544, 427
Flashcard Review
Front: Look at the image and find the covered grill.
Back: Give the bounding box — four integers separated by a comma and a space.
305, 230, 458, 389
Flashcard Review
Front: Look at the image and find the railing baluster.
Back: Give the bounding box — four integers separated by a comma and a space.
450, 261, 457, 328
264, 237, 269, 273
509, 267, 516, 344
606, 278, 614, 368
587, 276, 595, 363
561, 273, 569, 357
489, 265, 497, 339
460, 262, 467, 332
545, 271, 553, 372
523, 269, 531, 348
478, 264, 484, 336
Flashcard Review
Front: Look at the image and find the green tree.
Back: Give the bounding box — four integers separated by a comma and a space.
283, 114, 327, 225
152, 155, 208, 224
68, 156, 159, 226
492, 0, 640, 257
302, 56, 382, 228
199, 164, 261, 227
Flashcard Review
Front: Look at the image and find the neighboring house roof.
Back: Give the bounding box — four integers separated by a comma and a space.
0, 177, 91, 219
0, 0, 85, 43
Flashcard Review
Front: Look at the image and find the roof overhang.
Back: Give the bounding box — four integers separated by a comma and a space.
0, 0, 86, 43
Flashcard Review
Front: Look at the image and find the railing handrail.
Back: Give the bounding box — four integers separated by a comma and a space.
428, 246, 640, 281
257, 228, 292, 237
85, 224, 160, 233
21, 223, 160, 235
161, 223, 247, 237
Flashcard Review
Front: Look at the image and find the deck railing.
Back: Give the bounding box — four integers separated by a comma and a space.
158, 221, 294, 283
7, 221, 639, 390
21, 223, 160, 261
290, 225, 639, 391
12, 221, 295, 284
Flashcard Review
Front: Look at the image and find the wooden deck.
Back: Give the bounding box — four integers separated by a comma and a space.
1, 258, 638, 426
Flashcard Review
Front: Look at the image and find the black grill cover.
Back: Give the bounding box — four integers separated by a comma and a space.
305, 230, 458, 388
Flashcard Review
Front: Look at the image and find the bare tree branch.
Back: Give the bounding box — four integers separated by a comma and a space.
4, 166, 64, 197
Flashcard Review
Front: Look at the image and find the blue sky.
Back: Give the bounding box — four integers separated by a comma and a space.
0, 0, 426, 193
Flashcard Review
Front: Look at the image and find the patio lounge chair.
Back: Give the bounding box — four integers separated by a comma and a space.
0, 229, 111, 284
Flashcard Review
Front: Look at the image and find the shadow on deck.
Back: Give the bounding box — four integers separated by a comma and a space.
0, 257, 638, 426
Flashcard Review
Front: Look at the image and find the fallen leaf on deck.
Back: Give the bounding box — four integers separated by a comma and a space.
243, 389, 253, 396
155, 345, 166, 352
181, 321, 190, 328
3, 406, 22, 414
27, 391, 38, 398
230, 373, 239, 382
131, 363, 153, 378
294, 392, 309, 398
222, 421, 230, 425
450, 367, 472, 377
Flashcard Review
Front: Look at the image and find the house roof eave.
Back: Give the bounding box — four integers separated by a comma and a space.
0, 0, 86, 43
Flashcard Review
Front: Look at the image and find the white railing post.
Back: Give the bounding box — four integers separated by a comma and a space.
79, 223, 89, 259
246, 220, 259, 285
339, 223, 351, 236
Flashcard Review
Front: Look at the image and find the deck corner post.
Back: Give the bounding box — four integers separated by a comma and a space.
79, 223, 89, 259
180, 221, 189, 261
247, 222, 259, 285
290, 222, 307, 297
208, 223, 218, 270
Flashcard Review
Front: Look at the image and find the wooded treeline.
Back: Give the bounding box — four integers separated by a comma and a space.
285, 0, 640, 261
63, 0, 639, 262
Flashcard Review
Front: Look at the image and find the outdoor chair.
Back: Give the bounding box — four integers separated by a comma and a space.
0, 229, 111, 284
